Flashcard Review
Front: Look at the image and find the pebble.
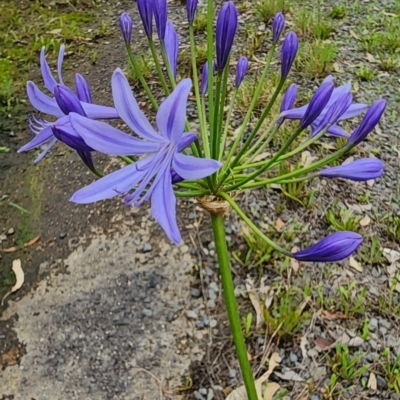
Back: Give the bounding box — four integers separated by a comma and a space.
142, 243, 152, 252
7, 227, 14, 235
209, 319, 217, 328
311, 396, 320, 400
369, 318, 378, 332
206, 299, 216, 309
379, 319, 392, 329
186, 310, 198, 319
0, 234, 7, 242
289, 351, 298, 363
228, 369, 237, 378
207, 389, 214, 400
59, 232, 67, 239
141, 308, 152, 317
376, 374, 387, 390
191, 288, 201, 298
199, 388, 207, 395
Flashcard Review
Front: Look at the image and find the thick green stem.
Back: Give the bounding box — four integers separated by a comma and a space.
211, 214, 258, 400
215, 64, 230, 160
206, 0, 215, 138
149, 38, 170, 94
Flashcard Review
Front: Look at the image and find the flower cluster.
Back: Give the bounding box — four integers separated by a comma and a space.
19, 0, 386, 262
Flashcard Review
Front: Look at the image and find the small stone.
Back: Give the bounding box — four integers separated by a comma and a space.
195, 321, 205, 329
191, 288, 201, 298
7, 228, 14, 235
228, 369, 237, 378
186, 310, 198, 319
289, 351, 298, 363
207, 389, 214, 400
143, 243, 152, 252
141, 308, 152, 317
311, 396, 320, 400
206, 299, 216, 309
369, 318, 378, 332
379, 319, 392, 329
59, 232, 67, 239
379, 327, 388, 336
376, 375, 387, 390
199, 388, 207, 395
0, 234, 7, 242
209, 319, 217, 328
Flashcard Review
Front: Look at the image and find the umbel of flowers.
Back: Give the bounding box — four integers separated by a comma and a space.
19, 0, 386, 398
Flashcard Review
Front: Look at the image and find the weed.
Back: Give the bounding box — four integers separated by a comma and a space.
383, 214, 400, 242
337, 281, 367, 315
278, 161, 308, 206
355, 65, 374, 82
325, 205, 361, 232
328, 5, 346, 19
294, 41, 337, 76
242, 312, 254, 338
127, 52, 155, 83
192, 8, 207, 34
326, 343, 368, 380
255, 0, 291, 22
359, 237, 385, 265
380, 348, 400, 394
295, 6, 334, 40
361, 317, 370, 340
264, 285, 311, 338
243, 24, 265, 58
357, 190, 371, 203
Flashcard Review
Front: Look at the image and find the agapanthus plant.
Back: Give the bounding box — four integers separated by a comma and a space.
20, 2, 387, 399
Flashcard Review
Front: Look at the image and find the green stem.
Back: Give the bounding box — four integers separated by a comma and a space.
220, 192, 292, 257
206, 0, 215, 139
175, 190, 209, 197
212, 72, 223, 158
201, 96, 211, 159
211, 213, 258, 400
219, 88, 238, 160
215, 64, 230, 160
189, 24, 210, 158
161, 41, 176, 89
149, 37, 170, 94
126, 46, 159, 110
119, 155, 134, 164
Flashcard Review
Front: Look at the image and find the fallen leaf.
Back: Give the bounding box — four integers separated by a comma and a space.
263, 382, 280, 400
366, 53, 376, 63
253, 152, 271, 162
349, 29, 359, 39
359, 215, 371, 227
345, 201, 372, 213
332, 62, 341, 72
1, 259, 24, 305
314, 336, 335, 351
321, 310, 347, 320
23, 235, 40, 248
349, 257, 363, 272
274, 370, 304, 382
301, 151, 318, 167
47, 28, 62, 34
1, 246, 18, 253
274, 218, 285, 232
246, 280, 263, 329
367, 372, 377, 390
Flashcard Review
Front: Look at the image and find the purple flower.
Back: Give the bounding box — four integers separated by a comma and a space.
201, 61, 214, 95
186, 0, 198, 23
18, 45, 118, 163
280, 84, 297, 114
281, 31, 298, 79
235, 56, 248, 88
165, 21, 179, 79
320, 158, 384, 181
272, 12, 285, 43
119, 12, 133, 44
153, 0, 167, 40
300, 81, 334, 129
69, 69, 222, 244
347, 99, 386, 146
280, 76, 368, 138
216, 1, 238, 70
311, 92, 353, 136
137, 0, 153, 37
293, 231, 363, 262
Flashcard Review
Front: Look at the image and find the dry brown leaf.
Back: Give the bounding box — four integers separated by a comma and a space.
274, 218, 285, 232
321, 310, 347, 320
1, 260, 24, 305
1, 246, 18, 253
314, 336, 335, 351
345, 201, 372, 213
301, 151, 318, 167
359, 215, 371, 227
47, 28, 62, 34
332, 62, 341, 72
274, 370, 304, 382
245, 280, 263, 329
349, 257, 363, 272
263, 383, 280, 400
349, 29, 359, 39
367, 372, 377, 390
366, 53, 376, 63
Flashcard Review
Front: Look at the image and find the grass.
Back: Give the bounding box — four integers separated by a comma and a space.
255, 0, 291, 22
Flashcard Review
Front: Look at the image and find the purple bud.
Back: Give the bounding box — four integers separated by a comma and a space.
75, 74, 92, 103
165, 21, 179, 79
54, 85, 87, 116
137, 0, 153, 37
320, 158, 384, 181
293, 231, 363, 262
171, 169, 184, 184
186, 0, 198, 23
235, 56, 249, 87
119, 12, 133, 44
281, 31, 298, 79
272, 12, 285, 43
280, 84, 297, 113
153, 0, 167, 40
201, 61, 215, 95
300, 81, 334, 129
216, 1, 238, 70
312, 92, 352, 136
51, 124, 92, 152
347, 99, 386, 146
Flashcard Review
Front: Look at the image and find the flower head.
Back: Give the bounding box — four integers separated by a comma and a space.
320, 158, 384, 181
235, 56, 249, 88
280, 76, 369, 137
272, 12, 285, 43
18, 45, 118, 163
137, 0, 153, 37
153, 0, 167, 40
216, 1, 238, 70
165, 21, 179, 79
293, 231, 363, 262
69, 69, 222, 244
201, 61, 214, 95
300, 81, 334, 129
281, 31, 298, 79
186, 0, 198, 23
347, 99, 386, 146
119, 12, 133, 44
